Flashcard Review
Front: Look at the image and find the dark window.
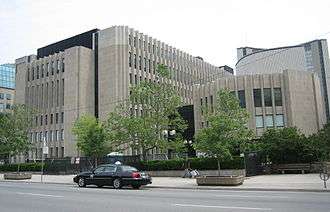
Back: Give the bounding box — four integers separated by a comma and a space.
129, 52, 132, 67
35, 116, 38, 126
36, 66, 39, 79
32, 68, 35, 80
238, 90, 246, 108
253, 89, 262, 107
62, 59, 65, 72
134, 54, 137, 69
144, 58, 146, 71
6, 104, 11, 109
274, 88, 282, 106
41, 65, 44, 78
46, 63, 49, 76
139, 56, 142, 70
57, 60, 60, 73
27, 68, 30, 81
51, 61, 54, 75
210, 95, 214, 112
129, 73, 132, 84
134, 75, 137, 84
120, 166, 137, 172
40, 115, 43, 126
61, 112, 64, 123
264, 88, 272, 107
50, 114, 53, 124
45, 115, 48, 125
55, 113, 59, 124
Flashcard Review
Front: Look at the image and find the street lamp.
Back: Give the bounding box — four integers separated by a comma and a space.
163, 129, 176, 159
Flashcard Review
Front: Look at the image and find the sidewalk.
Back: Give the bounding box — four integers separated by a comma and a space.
0, 173, 329, 192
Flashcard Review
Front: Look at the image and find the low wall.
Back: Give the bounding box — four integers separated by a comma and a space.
146, 169, 245, 177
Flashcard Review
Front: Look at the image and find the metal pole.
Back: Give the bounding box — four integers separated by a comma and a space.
41, 151, 44, 183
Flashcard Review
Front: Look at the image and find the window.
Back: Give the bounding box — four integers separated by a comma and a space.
41, 64, 44, 78
104, 166, 117, 173
51, 61, 54, 75
40, 115, 43, 126
61, 59, 65, 72
61, 129, 64, 141
144, 58, 147, 71
94, 167, 105, 173
238, 90, 246, 108
57, 60, 60, 73
129, 52, 132, 67
35, 116, 38, 126
129, 73, 132, 84
275, 114, 284, 127
6, 104, 11, 109
32, 68, 35, 80
36, 66, 39, 79
274, 88, 282, 106
55, 113, 59, 124
61, 147, 64, 158
210, 95, 214, 112
139, 56, 142, 70
50, 130, 53, 142
134, 54, 137, 69
264, 88, 272, 107
0, 93, 4, 99
55, 130, 59, 141
46, 63, 49, 76
134, 75, 137, 85
50, 114, 53, 124
27, 68, 30, 81
253, 89, 262, 107
255, 116, 264, 128
45, 115, 48, 125
265, 115, 274, 127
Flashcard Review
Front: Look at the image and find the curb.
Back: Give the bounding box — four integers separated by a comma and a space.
1, 180, 329, 193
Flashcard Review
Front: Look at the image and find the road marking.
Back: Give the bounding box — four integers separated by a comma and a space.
215, 194, 289, 199
173, 203, 272, 211
16, 192, 64, 198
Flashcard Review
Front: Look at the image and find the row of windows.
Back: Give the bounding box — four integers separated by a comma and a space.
255, 114, 284, 128
35, 112, 64, 127
27, 79, 65, 109
253, 88, 282, 107
0, 93, 12, 100
33, 146, 64, 158
0, 103, 12, 111
27, 59, 65, 82
0, 64, 15, 89
31, 129, 64, 143
128, 52, 198, 85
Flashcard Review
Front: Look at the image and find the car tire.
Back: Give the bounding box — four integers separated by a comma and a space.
132, 185, 141, 189
113, 178, 122, 189
78, 177, 86, 187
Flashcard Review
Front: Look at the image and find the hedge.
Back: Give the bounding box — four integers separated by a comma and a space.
0, 163, 44, 172
140, 157, 244, 171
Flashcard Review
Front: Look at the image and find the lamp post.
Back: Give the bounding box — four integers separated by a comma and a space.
163, 129, 176, 159
184, 140, 193, 169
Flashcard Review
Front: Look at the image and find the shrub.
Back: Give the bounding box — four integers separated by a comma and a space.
0, 163, 43, 172
140, 157, 244, 171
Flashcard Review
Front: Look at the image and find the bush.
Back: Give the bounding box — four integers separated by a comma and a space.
0, 163, 43, 172
140, 157, 244, 171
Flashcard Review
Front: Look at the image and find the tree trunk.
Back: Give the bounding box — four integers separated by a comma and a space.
217, 159, 221, 176
17, 163, 20, 173
94, 157, 98, 168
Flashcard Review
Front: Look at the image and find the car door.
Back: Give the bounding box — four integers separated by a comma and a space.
102, 165, 117, 185
92, 166, 106, 185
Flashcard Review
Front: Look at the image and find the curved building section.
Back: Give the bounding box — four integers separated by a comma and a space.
235, 39, 330, 121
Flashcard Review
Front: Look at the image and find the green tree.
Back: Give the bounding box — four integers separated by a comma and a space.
309, 123, 330, 162
194, 89, 253, 175
0, 105, 34, 170
72, 114, 109, 166
259, 127, 316, 164
104, 65, 187, 161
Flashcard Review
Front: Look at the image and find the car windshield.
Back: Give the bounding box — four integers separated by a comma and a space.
121, 166, 138, 172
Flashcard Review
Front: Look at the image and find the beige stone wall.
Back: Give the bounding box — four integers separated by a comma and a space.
193, 70, 325, 137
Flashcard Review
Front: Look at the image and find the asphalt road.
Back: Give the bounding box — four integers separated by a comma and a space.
0, 182, 329, 212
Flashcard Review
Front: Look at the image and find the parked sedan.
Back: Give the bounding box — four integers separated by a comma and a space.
73, 164, 152, 189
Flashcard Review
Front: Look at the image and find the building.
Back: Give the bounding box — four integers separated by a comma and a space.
15, 26, 231, 160
193, 70, 326, 137
0, 63, 15, 112
236, 40, 330, 121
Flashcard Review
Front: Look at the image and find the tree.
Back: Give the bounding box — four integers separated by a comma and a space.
258, 127, 316, 164
72, 114, 109, 166
0, 105, 34, 170
104, 65, 187, 161
194, 89, 253, 176
309, 123, 330, 162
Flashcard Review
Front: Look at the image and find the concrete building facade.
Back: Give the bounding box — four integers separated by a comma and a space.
193, 70, 326, 136
236, 40, 330, 121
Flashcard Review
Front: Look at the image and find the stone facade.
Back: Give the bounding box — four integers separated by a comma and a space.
193, 70, 326, 136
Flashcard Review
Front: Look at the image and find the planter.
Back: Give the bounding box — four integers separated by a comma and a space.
196, 175, 244, 186
4, 172, 32, 180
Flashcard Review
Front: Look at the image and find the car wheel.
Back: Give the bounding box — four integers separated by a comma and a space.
132, 185, 141, 189
78, 177, 86, 187
113, 178, 122, 189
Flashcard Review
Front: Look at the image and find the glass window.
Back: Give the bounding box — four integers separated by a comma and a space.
104, 166, 117, 172
0, 103, 4, 111
255, 116, 263, 128
94, 167, 105, 173
0, 93, 4, 99
56, 113, 59, 124
275, 114, 284, 127
264, 88, 272, 107
61, 129, 64, 141
6, 93, 12, 100
6, 104, 11, 109
61, 112, 64, 123
265, 115, 274, 127
274, 88, 282, 106
253, 89, 262, 107
121, 166, 137, 172
238, 90, 246, 108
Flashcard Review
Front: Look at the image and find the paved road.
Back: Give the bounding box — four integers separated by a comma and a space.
0, 182, 329, 212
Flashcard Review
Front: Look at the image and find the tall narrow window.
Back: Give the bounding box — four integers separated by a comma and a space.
62, 59, 65, 72
46, 63, 49, 76
55, 113, 59, 124
144, 58, 147, 71
275, 114, 284, 127
62, 79, 64, 106
255, 116, 264, 128
32, 68, 35, 80
265, 115, 274, 127
27, 68, 30, 81
57, 60, 60, 73
129, 73, 132, 84
253, 89, 262, 107
238, 90, 246, 108
56, 80, 59, 107
36, 66, 39, 79
129, 52, 132, 67
264, 88, 272, 107
210, 95, 214, 112
134, 54, 137, 69
41, 65, 44, 78
61, 112, 64, 123
274, 88, 282, 106
51, 61, 54, 75
139, 56, 142, 70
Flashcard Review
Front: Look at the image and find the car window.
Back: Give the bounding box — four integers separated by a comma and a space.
104, 166, 116, 173
120, 166, 138, 172
94, 167, 105, 173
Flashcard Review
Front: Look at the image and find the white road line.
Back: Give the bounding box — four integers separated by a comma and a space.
215, 194, 289, 199
173, 203, 272, 211
16, 192, 64, 198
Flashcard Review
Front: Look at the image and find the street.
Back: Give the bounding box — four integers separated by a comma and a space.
0, 182, 329, 212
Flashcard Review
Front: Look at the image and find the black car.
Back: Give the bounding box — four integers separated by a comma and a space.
73, 164, 152, 189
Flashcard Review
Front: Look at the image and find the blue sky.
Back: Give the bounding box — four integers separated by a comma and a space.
1, 0, 330, 68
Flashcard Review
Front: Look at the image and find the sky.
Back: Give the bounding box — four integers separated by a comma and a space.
1, 0, 330, 68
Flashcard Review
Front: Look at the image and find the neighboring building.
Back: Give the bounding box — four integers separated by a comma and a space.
0, 63, 15, 112
236, 40, 330, 121
15, 26, 231, 161
193, 70, 326, 137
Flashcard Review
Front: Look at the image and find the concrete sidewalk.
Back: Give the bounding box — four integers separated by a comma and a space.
0, 173, 328, 192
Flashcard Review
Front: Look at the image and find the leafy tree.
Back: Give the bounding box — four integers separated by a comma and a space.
104, 65, 187, 161
309, 123, 330, 162
194, 89, 253, 175
258, 127, 316, 164
72, 114, 109, 166
0, 105, 34, 170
